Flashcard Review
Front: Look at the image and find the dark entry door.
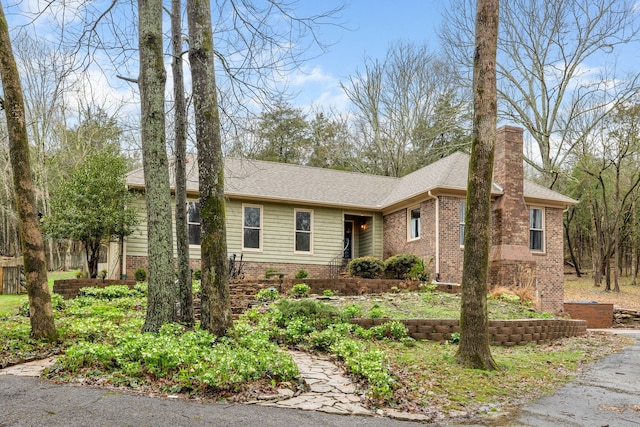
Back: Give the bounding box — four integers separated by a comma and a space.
343, 221, 353, 260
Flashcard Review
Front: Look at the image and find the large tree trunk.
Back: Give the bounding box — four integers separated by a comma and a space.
139, 0, 177, 332
188, 0, 232, 336
172, 0, 194, 325
0, 3, 57, 341
456, 0, 498, 371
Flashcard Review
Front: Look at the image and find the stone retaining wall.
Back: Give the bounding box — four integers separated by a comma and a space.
614, 308, 640, 328
351, 318, 587, 346
53, 279, 137, 299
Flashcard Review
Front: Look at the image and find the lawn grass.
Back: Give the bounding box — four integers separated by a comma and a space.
564, 274, 640, 309
382, 332, 631, 420
329, 290, 551, 320
0, 270, 76, 317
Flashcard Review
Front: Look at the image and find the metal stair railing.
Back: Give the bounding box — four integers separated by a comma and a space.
327, 239, 350, 278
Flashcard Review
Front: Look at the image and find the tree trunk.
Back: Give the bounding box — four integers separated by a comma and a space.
0, 3, 57, 341
632, 200, 637, 286
139, 0, 177, 332
172, 0, 194, 325
456, 0, 498, 371
188, 0, 232, 336
564, 208, 581, 277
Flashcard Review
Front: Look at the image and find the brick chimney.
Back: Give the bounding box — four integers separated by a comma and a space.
489, 126, 537, 292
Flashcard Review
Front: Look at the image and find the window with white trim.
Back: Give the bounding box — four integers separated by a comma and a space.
243, 205, 262, 250
294, 209, 313, 253
459, 201, 466, 246
529, 207, 544, 251
408, 206, 421, 240
187, 201, 201, 245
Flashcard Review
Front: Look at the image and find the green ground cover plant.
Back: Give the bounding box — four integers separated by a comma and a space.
0, 280, 634, 422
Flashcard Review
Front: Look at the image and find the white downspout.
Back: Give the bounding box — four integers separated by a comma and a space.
427, 191, 440, 281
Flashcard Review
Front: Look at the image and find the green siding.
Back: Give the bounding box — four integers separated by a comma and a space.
125, 196, 383, 265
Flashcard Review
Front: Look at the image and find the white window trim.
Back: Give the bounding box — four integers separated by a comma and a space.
187, 200, 201, 247
407, 205, 421, 241
529, 206, 545, 253
293, 208, 314, 254
242, 204, 263, 252
459, 200, 466, 247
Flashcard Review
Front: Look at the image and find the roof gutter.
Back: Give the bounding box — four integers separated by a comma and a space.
427, 191, 440, 280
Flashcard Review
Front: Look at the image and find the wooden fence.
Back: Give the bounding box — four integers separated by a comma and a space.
0, 257, 25, 295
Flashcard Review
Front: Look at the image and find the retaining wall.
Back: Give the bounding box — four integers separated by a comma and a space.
53, 279, 137, 299
564, 302, 613, 329
351, 318, 587, 346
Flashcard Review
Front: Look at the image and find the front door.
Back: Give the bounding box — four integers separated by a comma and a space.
343, 221, 354, 260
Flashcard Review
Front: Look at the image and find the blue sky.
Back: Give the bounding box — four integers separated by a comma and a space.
287, 1, 445, 111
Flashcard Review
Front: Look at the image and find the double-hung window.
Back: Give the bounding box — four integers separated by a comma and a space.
294, 209, 313, 253
243, 205, 262, 250
529, 207, 544, 251
459, 201, 466, 246
187, 201, 201, 245
408, 206, 421, 240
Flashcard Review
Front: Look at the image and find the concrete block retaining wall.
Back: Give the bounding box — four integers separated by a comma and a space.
351, 318, 587, 346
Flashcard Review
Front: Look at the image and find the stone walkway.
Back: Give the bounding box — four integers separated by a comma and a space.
0, 357, 55, 377
0, 351, 429, 422
255, 350, 373, 416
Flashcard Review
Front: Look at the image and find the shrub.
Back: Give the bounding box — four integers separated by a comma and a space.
255, 287, 279, 302
347, 256, 384, 279
134, 268, 147, 282
322, 289, 336, 297
80, 285, 134, 300
448, 332, 460, 344
384, 253, 427, 280
274, 299, 340, 330
341, 304, 362, 319
289, 283, 310, 298
98, 269, 107, 280
264, 268, 278, 279
294, 269, 308, 279
193, 269, 202, 281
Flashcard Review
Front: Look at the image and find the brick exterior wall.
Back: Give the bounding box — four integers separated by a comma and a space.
438, 196, 465, 283
535, 207, 565, 313
352, 318, 587, 345
126, 256, 347, 281
564, 303, 613, 328
381, 126, 567, 313
489, 126, 538, 303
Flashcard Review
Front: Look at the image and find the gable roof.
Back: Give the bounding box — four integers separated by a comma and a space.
126, 152, 577, 210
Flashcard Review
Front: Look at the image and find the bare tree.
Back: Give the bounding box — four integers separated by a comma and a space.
441, 0, 640, 188
342, 42, 471, 177
456, 0, 498, 371
0, 2, 57, 341
188, 0, 232, 336
139, 0, 177, 332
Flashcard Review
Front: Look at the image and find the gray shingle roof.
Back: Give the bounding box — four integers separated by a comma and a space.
126, 152, 577, 210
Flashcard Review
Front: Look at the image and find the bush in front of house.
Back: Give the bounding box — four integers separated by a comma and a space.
134, 268, 147, 282
294, 269, 308, 279
347, 256, 384, 279
384, 253, 429, 281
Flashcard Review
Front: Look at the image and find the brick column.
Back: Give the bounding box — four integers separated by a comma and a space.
490, 126, 537, 301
